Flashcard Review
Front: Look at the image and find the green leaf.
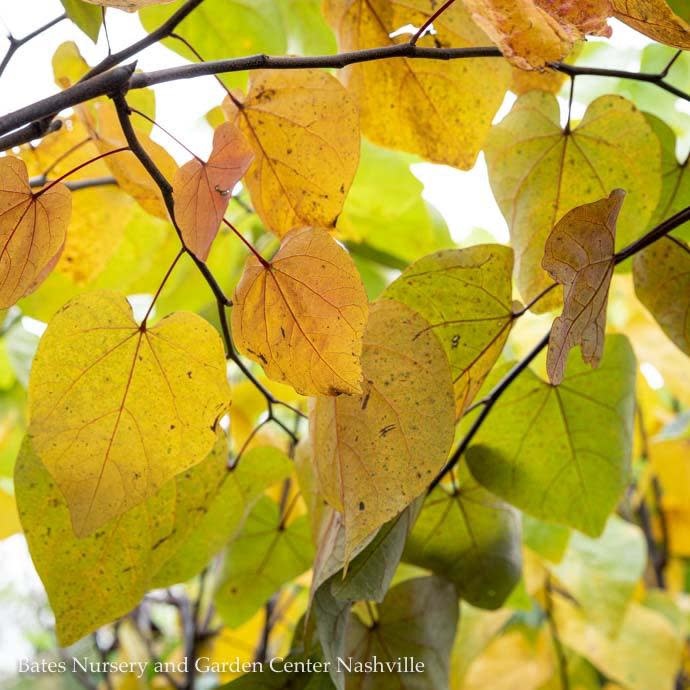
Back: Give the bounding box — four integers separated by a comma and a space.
214, 496, 314, 627
404, 463, 521, 610
551, 516, 646, 636
466, 334, 637, 537
382, 244, 515, 416
15, 435, 290, 644
344, 577, 459, 689
60, 0, 103, 42
139, 0, 287, 88
336, 140, 452, 264
485, 92, 661, 309
219, 654, 335, 689
151, 444, 293, 588
522, 515, 571, 563
280, 0, 337, 55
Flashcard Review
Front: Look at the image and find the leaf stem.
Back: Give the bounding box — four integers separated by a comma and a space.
130, 107, 201, 162
141, 249, 185, 327
222, 218, 269, 267
409, 0, 458, 45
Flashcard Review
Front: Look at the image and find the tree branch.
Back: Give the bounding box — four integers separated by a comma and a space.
0, 13, 66, 79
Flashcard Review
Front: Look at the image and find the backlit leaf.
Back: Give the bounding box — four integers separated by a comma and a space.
60, 0, 103, 41
466, 334, 636, 536
462, 0, 611, 69
383, 245, 515, 416
612, 0, 690, 49
324, 0, 511, 169
27, 291, 230, 536
404, 463, 521, 610
633, 236, 690, 356
543, 190, 625, 385
174, 122, 253, 260
551, 516, 646, 636
0, 487, 20, 539
225, 69, 360, 236
232, 227, 368, 397
311, 299, 455, 558
214, 496, 314, 627
485, 92, 660, 309
344, 577, 459, 690
0, 157, 71, 308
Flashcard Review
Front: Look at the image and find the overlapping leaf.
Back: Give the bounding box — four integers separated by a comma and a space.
232, 227, 368, 396
344, 577, 459, 690
15, 434, 290, 644
404, 463, 521, 610
27, 291, 230, 536
311, 299, 455, 558
466, 334, 636, 536
60, 0, 103, 41
214, 496, 314, 627
225, 69, 360, 236
485, 92, 660, 309
174, 122, 253, 260
633, 236, 690, 355
612, 0, 690, 49
324, 0, 511, 169
0, 157, 71, 308
551, 516, 646, 636
543, 190, 625, 384
463, 0, 611, 69
383, 245, 515, 415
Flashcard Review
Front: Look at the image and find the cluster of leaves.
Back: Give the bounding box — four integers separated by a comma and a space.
2, 0, 690, 689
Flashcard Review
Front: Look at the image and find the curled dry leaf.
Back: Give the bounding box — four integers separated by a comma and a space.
174, 122, 253, 260
324, 0, 510, 169
231, 227, 368, 397
310, 299, 455, 560
612, 0, 690, 49
225, 69, 360, 237
0, 157, 71, 308
27, 291, 231, 536
461, 0, 611, 69
543, 189, 625, 385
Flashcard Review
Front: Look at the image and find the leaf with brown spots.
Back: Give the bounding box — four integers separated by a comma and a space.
310, 299, 455, 559
27, 290, 231, 536
224, 69, 360, 237
173, 122, 253, 260
324, 0, 510, 169
543, 189, 625, 385
231, 227, 368, 397
0, 157, 71, 308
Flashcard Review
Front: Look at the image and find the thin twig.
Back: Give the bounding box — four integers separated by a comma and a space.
0, 13, 66, 79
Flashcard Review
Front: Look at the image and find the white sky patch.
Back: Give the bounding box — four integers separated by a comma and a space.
640, 361, 665, 390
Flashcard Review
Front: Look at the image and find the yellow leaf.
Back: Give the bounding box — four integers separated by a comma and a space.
485, 92, 660, 310
310, 299, 455, 558
0, 488, 20, 540
225, 68, 360, 237
543, 190, 625, 384
231, 227, 368, 396
383, 245, 515, 416
463, 0, 611, 69
88, 102, 178, 220
173, 122, 253, 260
633, 236, 690, 356
612, 0, 690, 49
20, 116, 135, 285
0, 157, 71, 308
324, 0, 511, 169
27, 291, 230, 536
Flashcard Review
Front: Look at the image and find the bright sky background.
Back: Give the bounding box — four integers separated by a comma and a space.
0, 1, 657, 677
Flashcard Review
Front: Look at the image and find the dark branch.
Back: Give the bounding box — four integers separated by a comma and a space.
0, 13, 66, 78
30, 175, 117, 192
80, 0, 205, 81
0, 116, 61, 150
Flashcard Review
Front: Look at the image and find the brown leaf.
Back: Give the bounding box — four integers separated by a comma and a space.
0, 157, 71, 307
174, 122, 253, 260
612, 0, 690, 49
542, 189, 625, 385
